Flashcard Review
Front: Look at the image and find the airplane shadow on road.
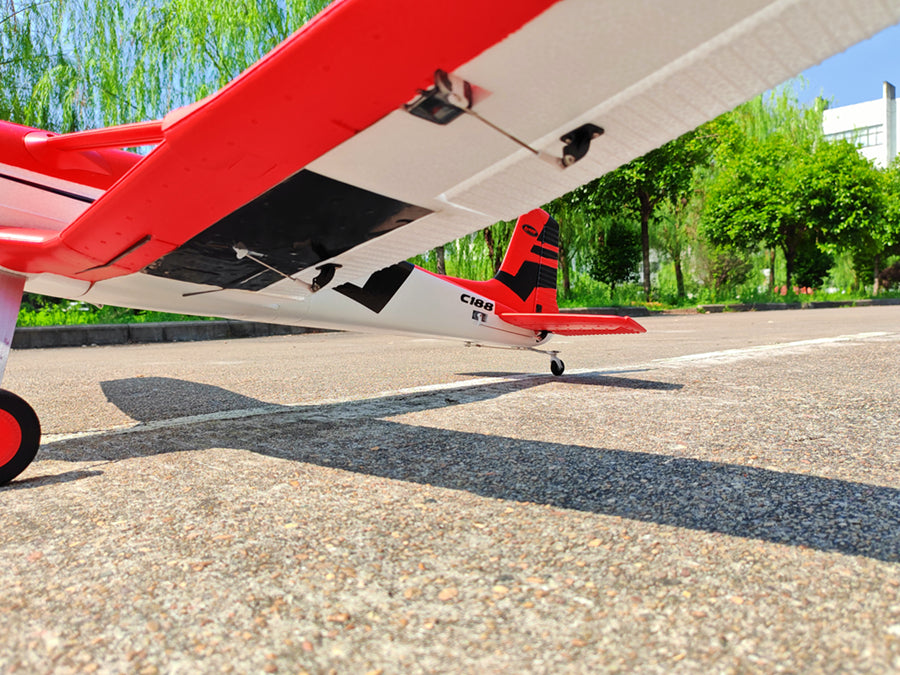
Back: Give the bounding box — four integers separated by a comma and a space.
37, 375, 900, 563
459, 370, 681, 390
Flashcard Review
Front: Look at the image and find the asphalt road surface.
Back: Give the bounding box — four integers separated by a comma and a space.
2, 306, 899, 674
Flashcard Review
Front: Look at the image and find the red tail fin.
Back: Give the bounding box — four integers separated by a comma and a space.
492, 212, 647, 335
493, 209, 559, 313
440, 208, 647, 337
443, 208, 560, 314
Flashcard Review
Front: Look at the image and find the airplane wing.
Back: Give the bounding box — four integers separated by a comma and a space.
2, 0, 900, 313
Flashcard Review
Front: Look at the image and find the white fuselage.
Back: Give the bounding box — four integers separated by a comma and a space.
19, 265, 546, 349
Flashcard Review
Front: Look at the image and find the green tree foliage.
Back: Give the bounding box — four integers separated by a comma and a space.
481, 220, 515, 276
727, 86, 826, 149
703, 134, 804, 284
882, 159, 900, 261
1, 2, 75, 128
589, 218, 641, 291
846, 157, 900, 290
702, 90, 888, 290
584, 126, 715, 300
804, 139, 887, 288
793, 239, 833, 289
651, 198, 694, 300
1, 0, 330, 130
698, 245, 752, 298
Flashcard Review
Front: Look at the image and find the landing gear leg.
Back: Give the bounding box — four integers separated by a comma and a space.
466, 343, 567, 377
0, 271, 40, 486
522, 346, 566, 376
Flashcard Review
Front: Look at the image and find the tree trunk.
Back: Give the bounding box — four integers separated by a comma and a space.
784, 247, 794, 291
435, 246, 446, 276
783, 228, 803, 292
674, 256, 685, 300
639, 192, 652, 301
483, 228, 500, 275
874, 253, 882, 295
560, 246, 571, 298
769, 249, 776, 293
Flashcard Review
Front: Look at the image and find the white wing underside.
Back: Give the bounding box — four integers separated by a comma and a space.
284, 0, 900, 295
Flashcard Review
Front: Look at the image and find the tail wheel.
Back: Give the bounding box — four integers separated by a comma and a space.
550, 357, 565, 377
0, 390, 41, 486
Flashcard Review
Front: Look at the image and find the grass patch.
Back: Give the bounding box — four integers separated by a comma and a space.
18, 301, 217, 327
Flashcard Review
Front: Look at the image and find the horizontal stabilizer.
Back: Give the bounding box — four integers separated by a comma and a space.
498, 312, 646, 336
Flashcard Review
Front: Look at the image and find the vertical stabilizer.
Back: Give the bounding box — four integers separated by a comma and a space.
440, 208, 561, 315
492, 208, 560, 313
489, 211, 645, 337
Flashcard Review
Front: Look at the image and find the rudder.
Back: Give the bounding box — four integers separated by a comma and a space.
492, 209, 559, 314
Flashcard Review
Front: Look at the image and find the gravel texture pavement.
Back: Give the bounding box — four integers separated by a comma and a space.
1, 307, 899, 674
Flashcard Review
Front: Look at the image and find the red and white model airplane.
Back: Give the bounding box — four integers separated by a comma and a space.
2, 0, 899, 484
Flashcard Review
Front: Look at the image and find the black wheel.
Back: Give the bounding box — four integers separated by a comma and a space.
0, 390, 41, 486
550, 358, 565, 376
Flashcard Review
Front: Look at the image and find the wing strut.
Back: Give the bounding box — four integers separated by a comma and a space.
232, 244, 313, 292
405, 70, 604, 168
24, 120, 164, 153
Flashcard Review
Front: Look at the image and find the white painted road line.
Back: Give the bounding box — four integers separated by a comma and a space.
41, 331, 895, 446
654, 332, 891, 366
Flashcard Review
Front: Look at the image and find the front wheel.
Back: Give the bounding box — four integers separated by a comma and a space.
0, 390, 41, 486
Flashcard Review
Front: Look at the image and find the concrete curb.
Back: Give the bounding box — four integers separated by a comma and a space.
695, 298, 900, 313
561, 306, 653, 317
12, 321, 327, 350
563, 299, 900, 317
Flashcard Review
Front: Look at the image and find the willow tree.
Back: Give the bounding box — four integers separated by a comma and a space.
2, 0, 331, 314
1, 0, 331, 130
1, 1, 77, 128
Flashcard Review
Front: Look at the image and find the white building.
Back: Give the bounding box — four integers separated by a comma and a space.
822, 81, 898, 167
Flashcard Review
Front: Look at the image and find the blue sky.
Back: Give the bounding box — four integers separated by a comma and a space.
794, 21, 900, 106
